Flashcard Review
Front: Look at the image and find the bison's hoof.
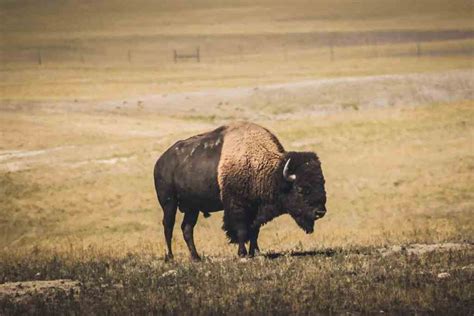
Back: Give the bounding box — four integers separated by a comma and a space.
191, 255, 202, 262
249, 249, 261, 257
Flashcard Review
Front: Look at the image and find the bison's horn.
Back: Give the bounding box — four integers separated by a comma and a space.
283, 158, 296, 182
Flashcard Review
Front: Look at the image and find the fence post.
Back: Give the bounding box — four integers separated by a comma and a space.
38, 48, 42, 65
365, 36, 370, 58
373, 39, 378, 58
173, 48, 201, 63
329, 43, 334, 61
416, 42, 421, 57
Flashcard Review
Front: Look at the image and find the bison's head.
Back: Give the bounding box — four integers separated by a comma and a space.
279, 152, 327, 234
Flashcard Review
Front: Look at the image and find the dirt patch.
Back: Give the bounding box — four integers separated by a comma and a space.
0, 147, 71, 163
106, 69, 474, 119
2, 70, 472, 120
0, 146, 75, 172
0, 279, 81, 303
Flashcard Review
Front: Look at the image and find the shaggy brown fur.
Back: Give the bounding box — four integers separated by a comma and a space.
218, 122, 285, 203
217, 122, 289, 242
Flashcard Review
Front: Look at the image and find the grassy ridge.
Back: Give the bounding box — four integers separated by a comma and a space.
2, 0, 473, 40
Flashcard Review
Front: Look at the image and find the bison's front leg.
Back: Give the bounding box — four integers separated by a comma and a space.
249, 225, 261, 257
222, 202, 249, 257
235, 221, 248, 257
232, 209, 249, 257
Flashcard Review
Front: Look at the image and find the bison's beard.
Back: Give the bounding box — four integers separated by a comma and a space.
291, 214, 315, 234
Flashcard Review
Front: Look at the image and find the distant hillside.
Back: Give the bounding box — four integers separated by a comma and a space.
1, 0, 473, 47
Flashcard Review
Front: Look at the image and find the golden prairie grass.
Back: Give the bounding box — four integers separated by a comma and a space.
1, 101, 472, 259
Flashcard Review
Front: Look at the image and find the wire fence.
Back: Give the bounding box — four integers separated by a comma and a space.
1, 30, 473, 66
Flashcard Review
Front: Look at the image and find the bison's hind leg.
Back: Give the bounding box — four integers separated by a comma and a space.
159, 196, 177, 261
181, 209, 201, 261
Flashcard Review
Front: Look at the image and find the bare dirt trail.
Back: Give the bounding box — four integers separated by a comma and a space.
1, 70, 472, 119
143, 70, 474, 119
100, 69, 473, 119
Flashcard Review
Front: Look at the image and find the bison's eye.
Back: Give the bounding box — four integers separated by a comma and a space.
297, 186, 312, 195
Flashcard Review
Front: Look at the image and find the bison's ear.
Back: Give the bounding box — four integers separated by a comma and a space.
283, 158, 296, 182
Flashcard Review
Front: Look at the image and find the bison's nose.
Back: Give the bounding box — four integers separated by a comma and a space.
313, 207, 326, 219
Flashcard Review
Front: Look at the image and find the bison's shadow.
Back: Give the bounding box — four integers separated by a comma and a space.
263, 248, 338, 259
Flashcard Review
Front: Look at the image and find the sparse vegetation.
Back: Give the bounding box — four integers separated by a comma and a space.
1, 245, 473, 314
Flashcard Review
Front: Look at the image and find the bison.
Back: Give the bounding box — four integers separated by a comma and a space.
154, 122, 327, 260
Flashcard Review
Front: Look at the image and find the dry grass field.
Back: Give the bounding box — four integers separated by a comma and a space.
1, 0, 473, 314
1, 0, 473, 100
